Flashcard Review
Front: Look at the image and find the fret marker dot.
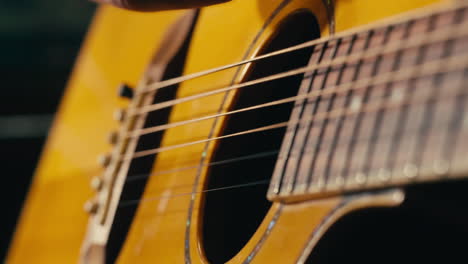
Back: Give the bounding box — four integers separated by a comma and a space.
433, 160, 449, 176
350, 96, 362, 111
355, 172, 366, 184
377, 169, 390, 181
390, 90, 404, 102
335, 176, 344, 185
403, 164, 418, 178
313, 177, 325, 189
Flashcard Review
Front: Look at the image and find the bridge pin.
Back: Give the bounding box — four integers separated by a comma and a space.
98, 154, 111, 167
113, 109, 126, 122
107, 131, 119, 145
84, 200, 99, 214
91, 177, 104, 191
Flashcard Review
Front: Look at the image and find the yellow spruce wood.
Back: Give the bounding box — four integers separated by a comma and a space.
8, 0, 442, 263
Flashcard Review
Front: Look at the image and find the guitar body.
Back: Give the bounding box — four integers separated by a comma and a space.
9, 0, 467, 263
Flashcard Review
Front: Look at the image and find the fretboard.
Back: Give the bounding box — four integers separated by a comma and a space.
268, 2, 468, 202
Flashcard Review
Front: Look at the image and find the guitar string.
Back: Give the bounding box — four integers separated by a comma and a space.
119, 179, 270, 208
114, 19, 467, 164
119, 85, 468, 187
124, 97, 460, 185
120, 112, 465, 207
129, 72, 468, 161
128, 22, 468, 118
121, 54, 468, 161
112, 6, 468, 208
128, 42, 468, 139
125, 150, 279, 182
134, 1, 466, 96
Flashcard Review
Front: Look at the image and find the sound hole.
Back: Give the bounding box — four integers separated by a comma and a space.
202, 11, 320, 263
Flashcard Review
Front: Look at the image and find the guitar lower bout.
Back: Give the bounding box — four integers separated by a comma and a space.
9, 0, 468, 263
243, 189, 404, 264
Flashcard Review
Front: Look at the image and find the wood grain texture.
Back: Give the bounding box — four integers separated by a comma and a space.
6, 7, 185, 264
117, 0, 440, 263
7, 0, 444, 263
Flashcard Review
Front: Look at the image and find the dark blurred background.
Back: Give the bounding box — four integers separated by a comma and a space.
0, 0, 95, 259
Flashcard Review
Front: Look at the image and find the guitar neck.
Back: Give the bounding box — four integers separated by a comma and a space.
269, 2, 468, 202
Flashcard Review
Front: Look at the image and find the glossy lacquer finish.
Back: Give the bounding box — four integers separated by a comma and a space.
8, 0, 442, 263
7, 7, 186, 263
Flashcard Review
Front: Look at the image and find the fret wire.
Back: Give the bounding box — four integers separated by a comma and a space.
275, 42, 326, 194
358, 27, 398, 180
290, 38, 343, 190
360, 26, 398, 181
330, 102, 459, 176
280, 41, 332, 194
128, 54, 468, 161
135, 2, 468, 96
127, 91, 463, 186
274, 42, 328, 195
132, 29, 468, 140
404, 74, 441, 173
108, 4, 464, 207
411, 14, 457, 175
405, 14, 440, 172
124, 106, 463, 207
319, 35, 359, 189
125, 87, 468, 201
346, 30, 389, 186
296, 39, 347, 191
356, 27, 406, 180
439, 1, 468, 167
269, 59, 318, 195
301, 32, 371, 188
298, 37, 345, 191
384, 20, 421, 177
365, 21, 412, 175
331, 32, 376, 184
310, 35, 358, 188
329, 113, 466, 184
385, 13, 451, 180
374, 18, 430, 180
442, 8, 468, 165
443, 68, 468, 165
132, 20, 468, 119
303, 90, 465, 158
126, 78, 468, 186
334, 30, 379, 187
113, 38, 468, 189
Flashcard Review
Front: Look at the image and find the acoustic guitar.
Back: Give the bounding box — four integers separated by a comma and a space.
7, 0, 468, 263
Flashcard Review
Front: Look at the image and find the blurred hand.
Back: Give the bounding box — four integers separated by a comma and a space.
91, 0, 231, 11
